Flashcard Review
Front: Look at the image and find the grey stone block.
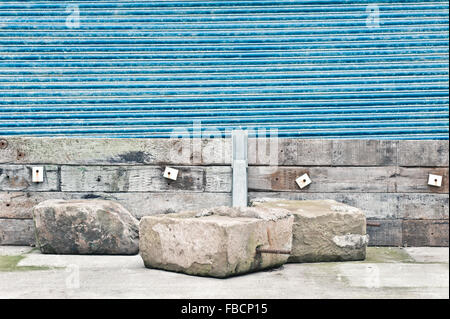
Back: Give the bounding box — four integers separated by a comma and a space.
33, 199, 139, 254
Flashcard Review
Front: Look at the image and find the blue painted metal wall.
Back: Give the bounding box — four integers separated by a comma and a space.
0, 0, 448, 139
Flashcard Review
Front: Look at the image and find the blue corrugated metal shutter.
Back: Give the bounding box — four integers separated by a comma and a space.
0, 0, 448, 139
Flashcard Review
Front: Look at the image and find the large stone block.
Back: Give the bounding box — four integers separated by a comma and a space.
251, 199, 368, 263
32, 199, 139, 254
139, 206, 293, 278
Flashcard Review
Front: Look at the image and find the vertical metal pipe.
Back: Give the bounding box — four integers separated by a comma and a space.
232, 129, 248, 207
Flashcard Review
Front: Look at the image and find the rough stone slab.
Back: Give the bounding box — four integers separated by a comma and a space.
366, 219, 403, 247
60, 165, 231, 192
0, 137, 231, 165
396, 167, 448, 194
251, 199, 368, 262
0, 218, 35, 246
248, 192, 449, 220
0, 165, 59, 192
249, 192, 397, 219
33, 199, 139, 254
248, 166, 397, 193
0, 191, 232, 220
402, 220, 449, 247
331, 140, 398, 166
398, 140, 449, 167
139, 206, 293, 278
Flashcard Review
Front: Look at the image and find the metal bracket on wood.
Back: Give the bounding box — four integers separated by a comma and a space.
232, 129, 248, 207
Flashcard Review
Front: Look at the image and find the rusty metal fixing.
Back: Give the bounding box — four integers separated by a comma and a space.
0, 139, 8, 149
256, 248, 291, 255
367, 222, 381, 227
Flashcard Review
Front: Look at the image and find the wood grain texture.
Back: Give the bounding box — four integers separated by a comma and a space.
0, 137, 231, 165
251, 139, 398, 166
0, 165, 59, 192
398, 140, 449, 167
60, 165, 231, 192
249, 166, 448, 194
0, 218, 35, 245
402, 219, 449, 247
396, 167, 448, 193
250, 139, 333, 166
1, 138, 448, 167
0, 192, 37, 219
366, 219, 403, 247
331, 140, 398, 166
248, 166, 397, 193
397, 193, 449, 220
251, 139, 400, 166
0, 191, 231, 220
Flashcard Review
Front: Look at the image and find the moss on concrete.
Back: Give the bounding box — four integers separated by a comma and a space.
360, 247, 415, 263
0, 255, 53, 272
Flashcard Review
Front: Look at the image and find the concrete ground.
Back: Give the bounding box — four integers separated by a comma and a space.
0, 246, 448, 299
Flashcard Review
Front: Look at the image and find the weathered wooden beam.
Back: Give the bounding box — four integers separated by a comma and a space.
0, 218, 35, 246
0, 192, 37, 219
0, 191, 232, 220
249, 139, 333, 166
396, 167, 448, 194
248, 166, 397, 193
218, 139, 447, 167
402, 219, 449, 247
60, 165, 232, 193
1, 137, 448, 167
0, 165, 59, 192
331, 140, 398, 166
397, 193, 449, 220
248, 139, 397, 166
398, 140, 449, 167
248, 166, 448, 194
366, 219, 403, 246
0, 137, 231, 165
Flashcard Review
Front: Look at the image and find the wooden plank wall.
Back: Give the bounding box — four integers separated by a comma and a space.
0, 137, 448, 247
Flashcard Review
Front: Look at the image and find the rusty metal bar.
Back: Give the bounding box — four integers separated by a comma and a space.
256, 248, 291, 255
367, 221, 381, 227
